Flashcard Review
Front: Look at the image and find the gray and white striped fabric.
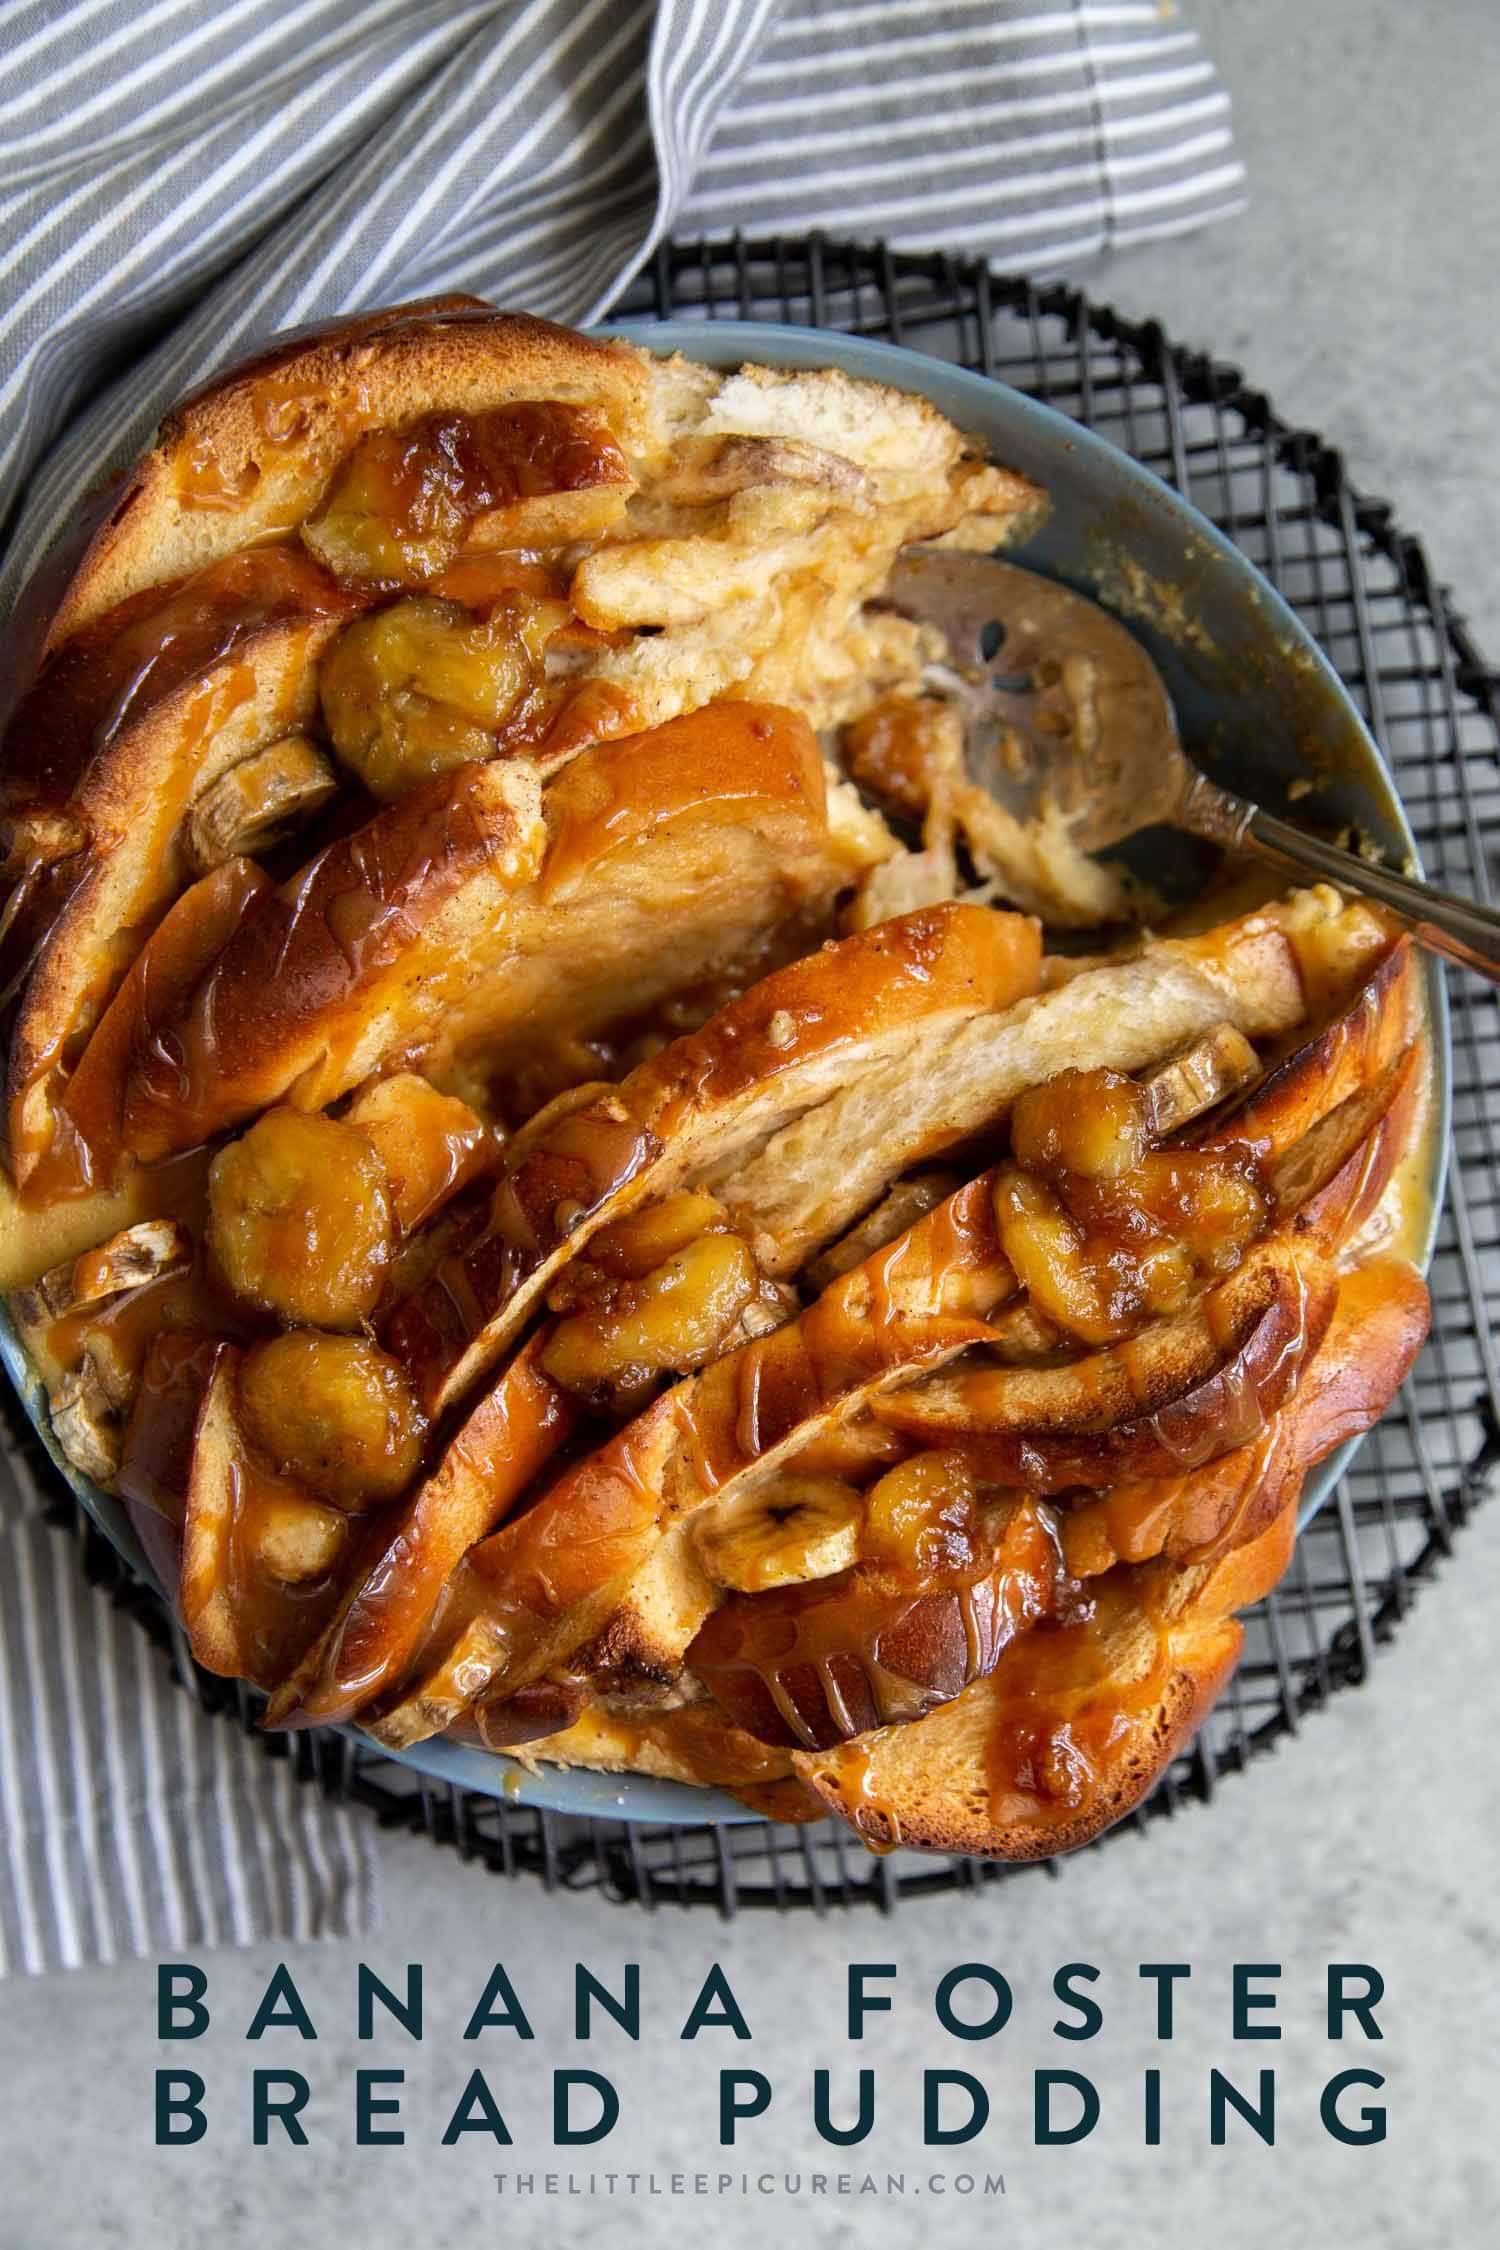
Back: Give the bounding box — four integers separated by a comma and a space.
0, 1430, 374, 1974
0, 0, 1242, 1974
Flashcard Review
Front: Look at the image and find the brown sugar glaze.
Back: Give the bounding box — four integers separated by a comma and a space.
0, 547, 358, 1016
303, 402, 632, 587
687, 1491, 1065, 1752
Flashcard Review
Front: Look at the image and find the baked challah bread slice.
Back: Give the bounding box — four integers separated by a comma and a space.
446, 1696, 797, 1798
717, 889, 1398, 1274
36, 302, 654, 648
111, 701, 839, 1159
788, 1497, 1298, 1858
386, 898, 1042, 1415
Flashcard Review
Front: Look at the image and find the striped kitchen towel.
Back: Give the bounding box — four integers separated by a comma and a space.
0, 0, 1242, 1973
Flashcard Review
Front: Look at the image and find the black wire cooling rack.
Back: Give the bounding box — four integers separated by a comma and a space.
12, 236, 1500, 1913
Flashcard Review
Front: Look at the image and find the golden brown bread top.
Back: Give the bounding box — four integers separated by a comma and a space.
44, 304, 653, 649
389, 899, 1041, 1417
6, 606, 350, 1188
110, 702, 837, 1162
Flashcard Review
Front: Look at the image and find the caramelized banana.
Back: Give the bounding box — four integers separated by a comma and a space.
1010, 1065, 1149, 1180
540, 1230, 758, 1411
208, 1108, 393, 1327
320, 596, 547, 799
694, 1472, 864, 1593
862, 1452, 981, 1575
253, 1491, 349, 1583
584, 1189, 732, 1280
302, 401, 633, 586
993, 1061, 1269, 1348
345, 1073, 494, 1236
240, 1332, 426, 1509
184, 733, 337, 874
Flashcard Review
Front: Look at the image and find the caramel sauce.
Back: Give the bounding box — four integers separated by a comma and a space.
1, 544, 354, 816
347, 1074, 496, 1238
303, 403, 631, 588
116, 1332, 229, 1522
176, 447, 263, 514
843, 696, 959, 820
0, 1147, 204, 1294
491, 1096, 661, 1265
833, 1741, 905, 1853
428, 553, 569, 607
24, 858, 273, 1206
223, 1449, 354, 1685
980, 1590, 1172, 1833
381, 1097, 660, 1407
529, 679, 642, 771
689, 1497, 1062, 1752
46, 1262, 201, 1395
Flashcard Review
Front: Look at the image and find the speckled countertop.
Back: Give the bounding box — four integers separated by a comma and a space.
1, 3, 1496, 2244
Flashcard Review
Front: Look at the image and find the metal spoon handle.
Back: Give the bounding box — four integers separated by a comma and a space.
1183, 773, 1500, 983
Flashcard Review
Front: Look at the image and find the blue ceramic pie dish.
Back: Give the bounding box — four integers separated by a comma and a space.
0, 319, 1450, 1828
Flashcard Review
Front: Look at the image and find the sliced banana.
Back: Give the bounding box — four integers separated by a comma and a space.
694, 1472, 864, 1594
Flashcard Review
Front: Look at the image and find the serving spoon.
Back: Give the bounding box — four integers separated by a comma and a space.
885, 548, 1500, 981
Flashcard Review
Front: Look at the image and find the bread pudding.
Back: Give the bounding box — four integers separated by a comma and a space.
0, 301, 1431, 1857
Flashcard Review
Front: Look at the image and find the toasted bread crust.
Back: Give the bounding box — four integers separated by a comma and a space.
7, 612, 346, 1184
790, 1500, 1301, 1858
45, 304, 653, 650
394, 901, 1041, 1414
1060, 1258, 1430, 1575
479, 1699, 796, 1793
1199, 933, 1417, 1164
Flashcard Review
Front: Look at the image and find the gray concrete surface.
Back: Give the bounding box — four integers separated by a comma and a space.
2, 3, 1497, 2244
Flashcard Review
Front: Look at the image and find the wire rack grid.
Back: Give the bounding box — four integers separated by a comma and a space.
9, 236, 1499, 1914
